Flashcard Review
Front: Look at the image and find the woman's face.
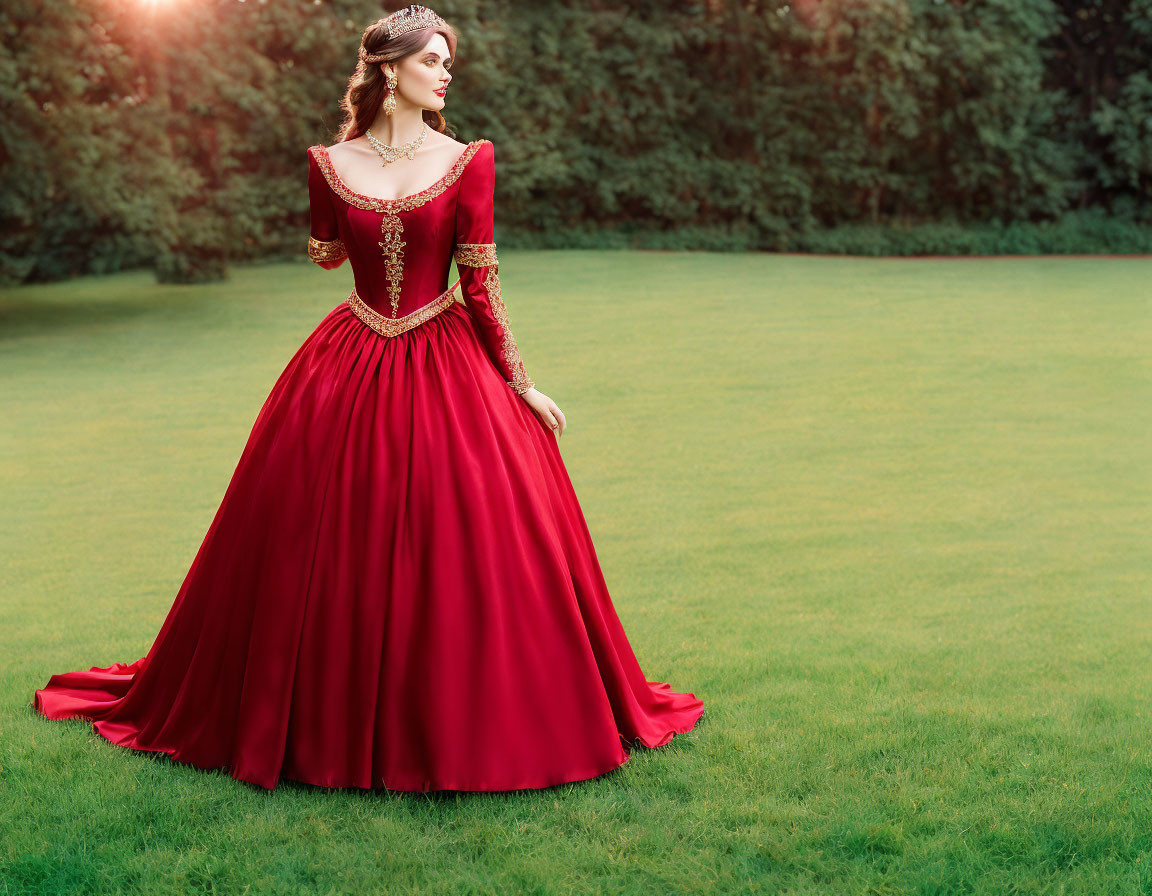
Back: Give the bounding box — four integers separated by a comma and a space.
387, 33, 452, 111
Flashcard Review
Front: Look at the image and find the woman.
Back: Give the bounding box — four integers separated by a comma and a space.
33, 5, 705, 792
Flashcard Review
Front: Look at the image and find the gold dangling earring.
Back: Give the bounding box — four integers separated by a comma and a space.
382, 69, 398, 116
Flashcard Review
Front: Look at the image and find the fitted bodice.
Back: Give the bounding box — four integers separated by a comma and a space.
306, 138, 534, 395
307, 141, 486, 319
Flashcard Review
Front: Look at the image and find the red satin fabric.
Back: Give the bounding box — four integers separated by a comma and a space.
32, 298, 706, 791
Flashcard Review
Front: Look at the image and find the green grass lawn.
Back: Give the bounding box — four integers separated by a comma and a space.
1, 251, 1150, 895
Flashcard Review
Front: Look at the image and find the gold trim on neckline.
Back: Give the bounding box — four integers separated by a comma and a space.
347, 282, 460, 337
310, 140, 489, 213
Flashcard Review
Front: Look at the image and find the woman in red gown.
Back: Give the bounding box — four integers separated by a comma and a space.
32, 6, 705, 792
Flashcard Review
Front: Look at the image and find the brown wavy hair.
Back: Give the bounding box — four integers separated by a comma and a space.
334, 15, 459, 143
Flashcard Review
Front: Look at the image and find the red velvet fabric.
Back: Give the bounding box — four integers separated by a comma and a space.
32, 140, 705, 792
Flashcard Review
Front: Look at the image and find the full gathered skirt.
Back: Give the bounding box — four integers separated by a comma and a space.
32, 299, 704, 791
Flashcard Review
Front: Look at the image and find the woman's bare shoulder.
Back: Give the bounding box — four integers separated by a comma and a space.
424, 131, 470, 152
324, 138, 368, 161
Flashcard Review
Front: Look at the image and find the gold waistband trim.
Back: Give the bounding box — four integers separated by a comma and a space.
347, 280, 461, 337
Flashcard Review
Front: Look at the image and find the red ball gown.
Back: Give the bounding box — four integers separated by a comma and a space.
32, 138, 705, 792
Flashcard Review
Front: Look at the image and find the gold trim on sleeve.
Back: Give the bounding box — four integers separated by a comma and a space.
454, 243, 499, 267
481, 265, 534, 394
308, 235, 347, 265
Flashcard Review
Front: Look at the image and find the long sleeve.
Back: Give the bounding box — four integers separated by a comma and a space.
453, 141, 534, 395
306, 147, 347, 269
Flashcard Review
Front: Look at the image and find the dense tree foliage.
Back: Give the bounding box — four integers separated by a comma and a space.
1, 0, 1148, 284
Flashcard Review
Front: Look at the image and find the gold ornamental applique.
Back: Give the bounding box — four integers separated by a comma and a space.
378, 213, 406, 317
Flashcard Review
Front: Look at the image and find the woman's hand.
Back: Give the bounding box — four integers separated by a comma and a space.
519, 387, 566, 439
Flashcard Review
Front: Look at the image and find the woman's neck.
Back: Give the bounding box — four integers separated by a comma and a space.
366, 108, 426, 145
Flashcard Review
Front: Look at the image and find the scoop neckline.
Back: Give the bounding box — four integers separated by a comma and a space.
314, 140, 482, 206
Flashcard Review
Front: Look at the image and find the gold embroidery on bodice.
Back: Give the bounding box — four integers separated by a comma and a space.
378, 214, 406, 316
347, 283, 458, 337
310, 142, 486, 318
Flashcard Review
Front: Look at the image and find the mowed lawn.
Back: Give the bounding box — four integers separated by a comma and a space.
1, 251, 1149, 895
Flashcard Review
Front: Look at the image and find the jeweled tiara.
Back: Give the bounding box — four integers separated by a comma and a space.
359, 5, 447, 63
382, 5, 446, 40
